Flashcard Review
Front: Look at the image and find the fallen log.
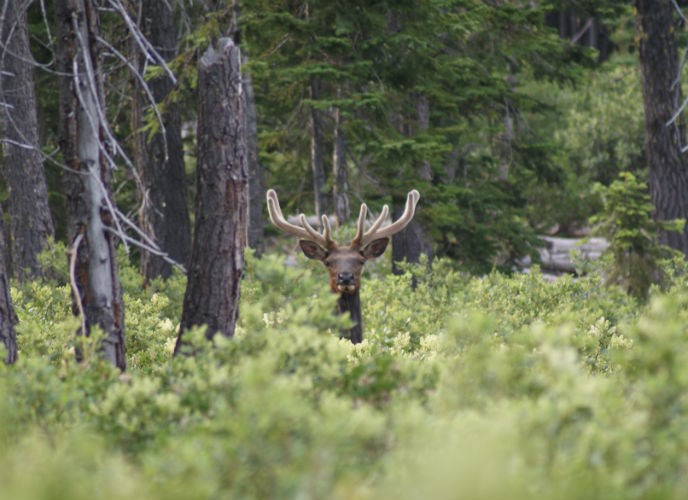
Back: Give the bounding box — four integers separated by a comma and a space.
519, 236, 609, 275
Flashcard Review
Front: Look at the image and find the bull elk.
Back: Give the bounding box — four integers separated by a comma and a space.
266, 189, 420, 343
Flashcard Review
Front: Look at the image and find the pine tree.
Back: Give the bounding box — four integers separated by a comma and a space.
0, 0, 54, 280
635, 0, 688, 255
243, 0, 590, 271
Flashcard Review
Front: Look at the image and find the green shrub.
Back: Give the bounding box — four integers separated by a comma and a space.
6, 247, 688, 499
592, 171, 684, 300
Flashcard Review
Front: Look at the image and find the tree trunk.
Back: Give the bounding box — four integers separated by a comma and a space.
310, 77, 328, 217
392, 94, 432, 273
56, 0, 126, 370
136, 0, 191, 281
0, 203, 17, 365
545, 9, 613, 62
0, 0, 55, 281
245, 58, 265, 254
391, 201, 432, 273
635, 1, 688, 254
175, 38, 247, 352
332, 93, 350, 223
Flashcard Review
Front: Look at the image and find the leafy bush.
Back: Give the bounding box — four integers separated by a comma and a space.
592, 172, 684, 300
6, 249, 688, 498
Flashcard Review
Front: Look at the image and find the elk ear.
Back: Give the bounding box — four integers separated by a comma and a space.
362, 237, 389, 259
299, 240, 328, 261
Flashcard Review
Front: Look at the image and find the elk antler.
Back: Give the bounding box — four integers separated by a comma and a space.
352, 190, 420, 247
266, 189, 334, 248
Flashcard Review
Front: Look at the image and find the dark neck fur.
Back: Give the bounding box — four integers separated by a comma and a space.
337, 290, 362, 343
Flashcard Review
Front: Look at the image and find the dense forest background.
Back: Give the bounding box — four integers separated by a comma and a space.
5, 1, 688, 499
0, 0, 663, 277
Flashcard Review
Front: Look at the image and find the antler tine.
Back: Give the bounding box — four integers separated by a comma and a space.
266, 189, 336, 248
266, 189, 308, 239
321, 215, 332, 242
266, 189, 330, 247
363, 204, 389, 240
361, 190, 420, 246
352, 203, 368, 244
299, 214, 331, 248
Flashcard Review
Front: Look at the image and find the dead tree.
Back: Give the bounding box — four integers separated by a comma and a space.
392, 94, 433, 275
56, 0, 126, 370
135, 0, 191, 281
245, 56, 265, 255
0, 0, 54, 280
174, 38, 248, 353
310, 77, 328, 217
332, 98, 350, 224
0, 203, 17, 364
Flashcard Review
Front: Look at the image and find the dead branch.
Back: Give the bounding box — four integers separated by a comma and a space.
68, 233, 87, 336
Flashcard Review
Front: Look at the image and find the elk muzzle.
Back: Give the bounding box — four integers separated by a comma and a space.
326, 253, 365, 295
335, 270, 357, 294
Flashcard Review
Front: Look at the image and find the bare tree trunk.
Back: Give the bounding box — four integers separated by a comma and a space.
136, 0, 191, 281
56, 0, 126, 370
636, 0, 688, 255
385, 9, 432, 271
0, 0, 54, 281
0, 203, 17, 365
392, 94, 432, 273
391, 200, 432, 273
310, 77, 328, 217
224, 0, 262, 255
498, 99, 515, 182
415, 94, 433, 181
332, 90, 350, 223
175, 38, 247, 352
245, 59, 265, 254
545, 8, 614, 62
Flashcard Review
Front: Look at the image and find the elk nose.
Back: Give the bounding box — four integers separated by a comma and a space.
338, 271, 354, 285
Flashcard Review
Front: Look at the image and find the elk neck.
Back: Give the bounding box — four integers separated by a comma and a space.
336, 288, 362, 344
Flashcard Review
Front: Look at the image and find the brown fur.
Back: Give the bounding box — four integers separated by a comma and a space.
300, 239, 388, 294
299, 238, 389, 344
267, 188, 420, 344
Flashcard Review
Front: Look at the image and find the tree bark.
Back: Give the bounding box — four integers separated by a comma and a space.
391, 200, 432, 273
175, 38, 247, 352
0, 0, 55, 281
635, 1, 688, 254
136, 0, 191, 281
310, 77, 328, 217
332, 92, 350, 223
56, 0, 126, 370
392, 94, 432, 273
0, 203, 17, 365
245, 58, 265, 254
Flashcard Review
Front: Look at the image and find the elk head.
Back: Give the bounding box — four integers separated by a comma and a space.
266, 189, 420, 295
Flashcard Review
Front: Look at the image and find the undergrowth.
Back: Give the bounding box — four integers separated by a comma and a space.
2, 246, 688, 499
